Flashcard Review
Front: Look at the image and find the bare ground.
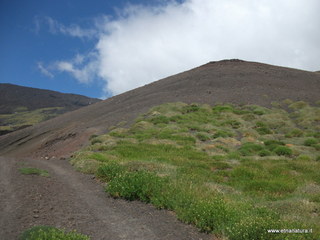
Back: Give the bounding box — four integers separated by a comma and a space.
0, 156, 212, 240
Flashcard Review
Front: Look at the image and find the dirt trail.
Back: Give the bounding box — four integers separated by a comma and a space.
0, 157, 212, 240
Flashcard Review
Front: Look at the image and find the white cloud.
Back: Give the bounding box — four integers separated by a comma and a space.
35, 16, 98, 39
37, 62, 54, 78
54, 54, 98, 84
41, 0, 320, 96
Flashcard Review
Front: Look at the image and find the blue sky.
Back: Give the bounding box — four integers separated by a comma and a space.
0, 0, 162, 98
1, 0, 319, 99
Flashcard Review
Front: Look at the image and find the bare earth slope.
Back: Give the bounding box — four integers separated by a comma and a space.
1, 60, 319, 157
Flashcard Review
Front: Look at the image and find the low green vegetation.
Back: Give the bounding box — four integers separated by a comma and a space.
0, 107, 64, 135
20, 226, 89, 240
19, 167, 50, 177
71, 100, 320, 239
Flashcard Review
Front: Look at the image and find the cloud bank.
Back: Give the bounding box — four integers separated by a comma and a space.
42, 0, 320, 97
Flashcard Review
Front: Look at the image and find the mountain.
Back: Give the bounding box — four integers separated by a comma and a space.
0, 60, 319, 157
0, 83, 100, 135
0, 83, 100, 114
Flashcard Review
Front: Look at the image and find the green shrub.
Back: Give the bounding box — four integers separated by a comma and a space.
313, 132, 320, 138
91, 138, 102, 145
296, 155, 311, 161
258, 150, 272, 157
150, 115, 170, 124
253, 110, 266, 115
213, 130, 234, 138
182, 104, 200, 113
304, 138, 318, 146
216, 145, 230, 153
233, 109, 250, 115
289, 101, 308, 109
213, 161, 232, 169
273, 146, 292, 156
285, 129, 303, 138
109, 131, 127, 138
256, 127, 272, 135
212, 105, 234, 113
196, 133, 210, 142
238, 143, 264, 156
179, 198, 230, 233
264, 140, 285, 146
19, 226, 90, 240
96, 163, 126, 182
226, 215, 279, 240
242, 114, 256, 121
316, 156, 320, 161
256, 121, 267, 128
244, 179, 296, 194
89, 153, 107, 162
310, 194, 320, 203
264, 140, 285, 151
89, 134, 98, 140
222, 120, 241, 129
106, 170, 166, 203
169, 115, 183, 122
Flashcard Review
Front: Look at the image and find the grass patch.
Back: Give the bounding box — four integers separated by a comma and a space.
20, 226, 89, 240
19, 167, 49, 177
0, 107, 64, 135
71, 101, 320, 239
304, 138, 318, 146
273, 146, 293, 156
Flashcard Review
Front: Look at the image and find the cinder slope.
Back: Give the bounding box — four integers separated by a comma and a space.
0, 83, 100, 114
0, 60, 319, 157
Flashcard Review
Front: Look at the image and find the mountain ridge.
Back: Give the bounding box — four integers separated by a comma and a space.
0, 83, 100, 114
0, 83, 101, 136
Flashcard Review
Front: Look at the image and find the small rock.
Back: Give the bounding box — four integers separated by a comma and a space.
33, 214, 39, 218
33, 209, 39, 213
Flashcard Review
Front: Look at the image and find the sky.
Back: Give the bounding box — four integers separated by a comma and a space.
1, 0, 319, 99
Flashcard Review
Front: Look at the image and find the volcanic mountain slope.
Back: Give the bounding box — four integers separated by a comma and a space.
0, 83, 100, 135
0, 59, 319, 157
0, 83, 100, 114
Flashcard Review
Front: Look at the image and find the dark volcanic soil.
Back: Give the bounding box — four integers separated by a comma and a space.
0, 156, 212, 240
